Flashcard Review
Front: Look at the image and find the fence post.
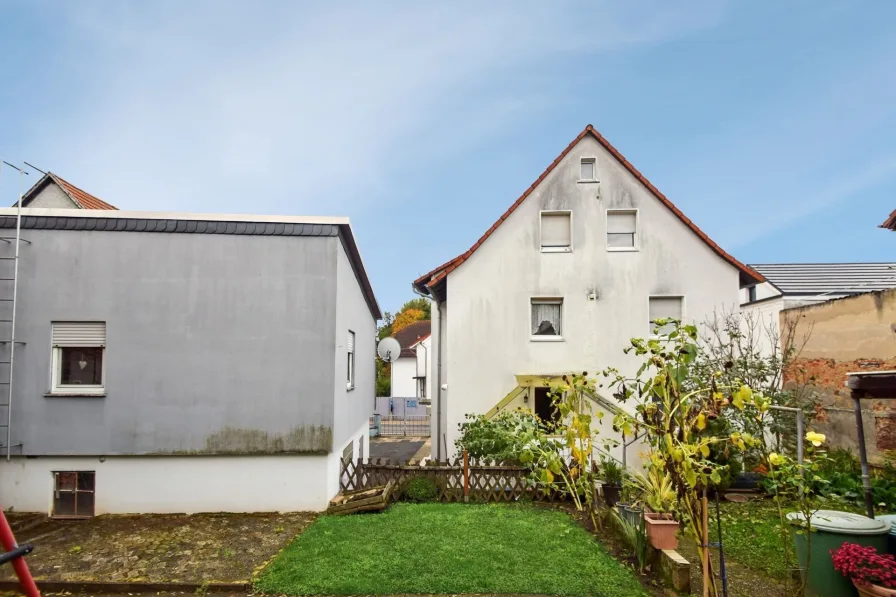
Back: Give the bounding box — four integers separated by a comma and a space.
463, 450, 470, 502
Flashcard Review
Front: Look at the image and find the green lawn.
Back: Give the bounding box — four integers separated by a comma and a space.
255, 503, 649, 596
711, 499, 792, 579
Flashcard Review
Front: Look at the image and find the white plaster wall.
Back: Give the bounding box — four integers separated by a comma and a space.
326, 419, 369, 500
0, 455, 331, 514
739, 281, 781, 305
391, 357, 418, 397
26, 183, 78, 208
416, 336, 432, 399
741, 296, 786, 359
442, 134, 742, 455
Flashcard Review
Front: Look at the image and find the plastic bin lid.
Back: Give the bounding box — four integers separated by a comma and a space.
875, 515, 896, 536
786, 510, 891, 535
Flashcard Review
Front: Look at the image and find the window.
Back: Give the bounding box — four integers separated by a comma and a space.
648, 296, 683, 335
579, 158, 597, 182
531, 298, 563, 339
540, 211, 572, 252
53, 471, 95, 518
51, 322, 106, 395
607, 210, 637, 250
347, 331, 355, 390
748, 285, 757, 303
417, 377, 426, 398
342, 440, 354, 463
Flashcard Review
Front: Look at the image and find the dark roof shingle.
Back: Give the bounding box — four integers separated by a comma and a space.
391, 320, 431, 358
751, 263, 896, 295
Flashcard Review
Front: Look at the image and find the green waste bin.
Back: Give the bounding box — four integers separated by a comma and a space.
787, 510, 891, 597
875, 514, 896, 556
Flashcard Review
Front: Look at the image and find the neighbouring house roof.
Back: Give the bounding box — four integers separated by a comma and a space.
0, 207, 382, 319
20, 172, 118, 210
882, 209, 896, 231
391, 320, 431, 358
750, 263, 896, 296
413, 125, 764, 298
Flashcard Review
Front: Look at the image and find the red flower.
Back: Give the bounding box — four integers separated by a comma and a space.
832, 543, 896, 588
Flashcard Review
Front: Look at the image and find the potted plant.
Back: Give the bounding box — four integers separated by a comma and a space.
599, 457, 623, 507
833, 543, 896, 596
616, 474, 644, 526
632, 461, 680, 550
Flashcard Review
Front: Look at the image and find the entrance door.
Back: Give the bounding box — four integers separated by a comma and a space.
533, 387, 561, 432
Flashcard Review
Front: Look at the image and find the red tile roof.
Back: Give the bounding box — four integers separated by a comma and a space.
413, 125, 764, 293
20, 172, 118, 210
391, 320, 431, 358
882, 209, 896, 231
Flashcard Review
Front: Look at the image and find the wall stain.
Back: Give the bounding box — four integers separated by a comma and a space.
196, 425, 333, 455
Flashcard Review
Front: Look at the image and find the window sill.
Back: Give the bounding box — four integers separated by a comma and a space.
530, 336, 564, 342
45, 391, 106, 398
606, 247, 638, 252
540, 247, 572, 253
577, 179, 599, 184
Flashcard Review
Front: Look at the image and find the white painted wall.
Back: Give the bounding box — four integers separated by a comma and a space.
25, 183, 78, 208
437, 134, 742, 457
391, 357, 418, 397
739, 281, 781, 305
0, 419, 369, 514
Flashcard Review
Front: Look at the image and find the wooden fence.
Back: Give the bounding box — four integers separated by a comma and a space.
340, 453, 555, 503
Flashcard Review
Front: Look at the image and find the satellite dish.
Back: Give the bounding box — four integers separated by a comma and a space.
377, 337, 401, 363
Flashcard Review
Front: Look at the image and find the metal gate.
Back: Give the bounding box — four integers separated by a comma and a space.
371, 397, 431, 437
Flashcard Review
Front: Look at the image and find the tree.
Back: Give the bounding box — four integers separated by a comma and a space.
374, 298, 432, 396
392, 308, 426, 333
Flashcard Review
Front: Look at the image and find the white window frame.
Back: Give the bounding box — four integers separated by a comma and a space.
529, 297, 564, 342
539, 210, 573, 253
50, 323, 106, 396
647, 295, 685, 337
578, 157, 598, 183
606, 208, 639, 252
347, 330, 355, 391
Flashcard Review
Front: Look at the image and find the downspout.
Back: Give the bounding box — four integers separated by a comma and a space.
413, 284, 441, 460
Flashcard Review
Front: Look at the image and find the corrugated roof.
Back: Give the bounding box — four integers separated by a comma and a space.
751, 263, 896, 295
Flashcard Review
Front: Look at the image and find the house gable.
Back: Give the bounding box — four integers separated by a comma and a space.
413, 125, 763, 296
20, 173, 118, 210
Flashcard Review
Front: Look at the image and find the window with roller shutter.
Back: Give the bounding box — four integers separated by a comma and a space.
540, 211, 572, 252
607, 210, 638, 250
50, 322, 106, 395
648, 297, 683, 335
347, 330, 355, 390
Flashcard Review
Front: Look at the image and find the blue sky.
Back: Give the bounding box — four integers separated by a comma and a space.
0, 1, 893, 315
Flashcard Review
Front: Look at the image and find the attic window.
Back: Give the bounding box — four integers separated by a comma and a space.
649, 296, 683, 336
531, 298, 563, 341
579, 158, 597, 182
607, 210, 637, 250
540, 211, 572, 252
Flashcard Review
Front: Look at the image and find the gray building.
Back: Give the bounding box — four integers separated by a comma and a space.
0, 206, 379, 515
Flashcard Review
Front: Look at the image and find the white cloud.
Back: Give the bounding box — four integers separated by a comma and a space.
13, 1, 727, 214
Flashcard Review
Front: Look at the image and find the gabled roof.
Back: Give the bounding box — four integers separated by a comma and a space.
882, 209, 896, 231
413, 125, 764, 297
750, 263, 896, 296
20, 172, 118, 210
391, 320, 431, 358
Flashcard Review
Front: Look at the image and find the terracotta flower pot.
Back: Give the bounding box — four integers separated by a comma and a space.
644, 512, 679, 550
855, 582, 896, 597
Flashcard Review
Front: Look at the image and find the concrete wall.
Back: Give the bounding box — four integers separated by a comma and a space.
782, 289, 896, 465
8, 229, 342, 456
332, 239, 377, 452
440, 134, 742, 456
24, 183, 78, 209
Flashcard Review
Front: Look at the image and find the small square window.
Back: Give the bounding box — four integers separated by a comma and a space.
531, 298, 563, 339
51, 322, 106, 395
580, 158, 596, 182
607, 210, 637, 250
53, 471, 95, 518
540, 211, 572, 252
648, 296, 683, 335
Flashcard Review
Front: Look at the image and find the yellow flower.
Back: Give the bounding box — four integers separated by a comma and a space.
806, 431, 826, 447
768, 452, 786, 467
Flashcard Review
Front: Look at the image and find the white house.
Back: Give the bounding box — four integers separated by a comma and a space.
389, 320, 431, 399
739, 263, 896, 356
412, 125, 763, 461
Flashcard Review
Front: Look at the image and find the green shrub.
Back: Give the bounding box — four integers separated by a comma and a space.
402, 477, 439, 503
456, 410, 543, 463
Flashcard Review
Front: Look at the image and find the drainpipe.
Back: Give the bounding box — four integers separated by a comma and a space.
413, 285, 441, 461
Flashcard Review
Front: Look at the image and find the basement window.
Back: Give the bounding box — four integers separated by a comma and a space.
648, 296, 683, 336
579, 158, 597, 182
607, 210, 638, 250
540, 211, 572, 252
53, 471, 95, 518
50, 322, 106, 396
531, 298, 563, 341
